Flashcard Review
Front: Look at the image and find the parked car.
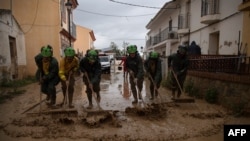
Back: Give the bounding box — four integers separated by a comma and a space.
99, 54, 112, 74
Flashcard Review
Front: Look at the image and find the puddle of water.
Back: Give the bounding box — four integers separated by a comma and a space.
73, 67, 166, 112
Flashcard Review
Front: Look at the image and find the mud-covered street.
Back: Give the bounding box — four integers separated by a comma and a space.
0, 68, 250, 141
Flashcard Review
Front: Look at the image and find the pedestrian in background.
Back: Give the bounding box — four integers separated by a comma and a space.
80, 49, 102, 109
119, 55, 128, 77
188, 41, 201, 55
144, 51, 162, 100
58, 47, 79, 108
168, 45, 189, 99
125, 45, 144, 104
35, 45, 60, 107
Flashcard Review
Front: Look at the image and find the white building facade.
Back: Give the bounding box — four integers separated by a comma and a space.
0, 9, 26, 80
145, 0, 244, 77
145, 0, 243, 56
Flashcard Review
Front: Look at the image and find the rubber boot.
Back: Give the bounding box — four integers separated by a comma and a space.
150, 95, 154, 100
150, 88, 154, 100
68, 92, 74, 108
49, 95, 57, 108
177, 89, 181, 98
138, 91, 142, 100
87, 93, 93, 109
171, 89, 175, 100
45, 94, 50, 104
96, 92, 101, 103
155, 89, 158, 98
132, 91, 138, 104
59, 92, 66, 107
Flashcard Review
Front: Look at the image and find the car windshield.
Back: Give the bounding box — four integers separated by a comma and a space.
99, 56, 109, 62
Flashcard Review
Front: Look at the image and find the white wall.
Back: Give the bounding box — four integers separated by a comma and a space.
146, 0, 243, 56
189, 0, 243, 55
0, 11, 26, 79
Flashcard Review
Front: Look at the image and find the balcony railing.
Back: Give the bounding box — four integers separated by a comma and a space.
178, 14, 190, 29
201, 0, 220, 16
146, 27, 178, 48
188, 55, 250, 74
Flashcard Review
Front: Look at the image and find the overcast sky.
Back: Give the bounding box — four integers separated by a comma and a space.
73, 0, 170, 50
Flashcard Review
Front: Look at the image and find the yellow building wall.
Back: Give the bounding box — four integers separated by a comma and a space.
74, 25, 95, 57
238, 1, 250, 57
0, 0, 62, 76
242, 12, 250, 56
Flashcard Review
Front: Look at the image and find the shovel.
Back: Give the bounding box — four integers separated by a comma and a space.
63, 72, 72, 109
171, 69, 195, 103
170, 69, 184, 95
39, 73, 42, 115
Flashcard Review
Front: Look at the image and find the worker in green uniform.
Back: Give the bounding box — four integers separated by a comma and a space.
144, 51, 162, 100
125, 45, 144, 104
168, 45, 189, 99
35, 45, 60, 107
80, 49, 102, 109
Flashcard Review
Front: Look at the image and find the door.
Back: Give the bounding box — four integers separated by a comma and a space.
9, 36, 18, 79
208, 31, 219, 55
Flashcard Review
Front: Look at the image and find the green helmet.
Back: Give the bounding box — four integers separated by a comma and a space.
87, 49, 98, 61
64, 47, 75, 57
127, 45, 137, 54
41, 46, 52, 57
150, 51, 159, 59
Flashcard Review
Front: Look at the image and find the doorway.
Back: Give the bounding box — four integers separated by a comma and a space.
9, 36, 18, 79
208, 31, 219, 55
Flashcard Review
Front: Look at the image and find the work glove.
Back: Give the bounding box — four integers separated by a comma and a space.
128, 70, 134, 75
168, 66, 172, 71
61, 75, 67, 81
134, 78, 137, 84
89, 83, 93, 90
154, 86, 158, 91
176, 71, 182, 76
73, 67, 78, 72
82, 72, 89, 78
40, 75, 47, 84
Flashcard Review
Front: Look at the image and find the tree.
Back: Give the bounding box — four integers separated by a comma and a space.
122, 41, 129, 55
110, 42, 122, 56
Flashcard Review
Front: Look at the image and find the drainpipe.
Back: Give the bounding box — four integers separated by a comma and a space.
238, 30, 241, 55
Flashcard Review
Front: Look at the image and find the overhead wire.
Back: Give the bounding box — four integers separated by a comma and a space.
22, 0, 39, 34
96, 36, 145, 41
109, 0, 162, 9
109, 0, 178, 10
75, 9, 156, 17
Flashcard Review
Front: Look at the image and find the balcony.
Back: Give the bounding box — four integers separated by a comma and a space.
178, 14, 190, 35
238, 0, 250, 11
200, 0, 220, 24
146, 27, 178, 48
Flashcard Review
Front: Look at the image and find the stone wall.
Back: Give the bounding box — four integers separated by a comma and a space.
185, 74, 250, 115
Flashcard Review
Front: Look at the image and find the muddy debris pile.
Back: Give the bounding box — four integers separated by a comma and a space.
81, 110, 122, 128
125, 102, 169, 118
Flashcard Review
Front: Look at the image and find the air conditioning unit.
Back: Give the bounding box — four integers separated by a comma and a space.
168, 32, 175, 39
